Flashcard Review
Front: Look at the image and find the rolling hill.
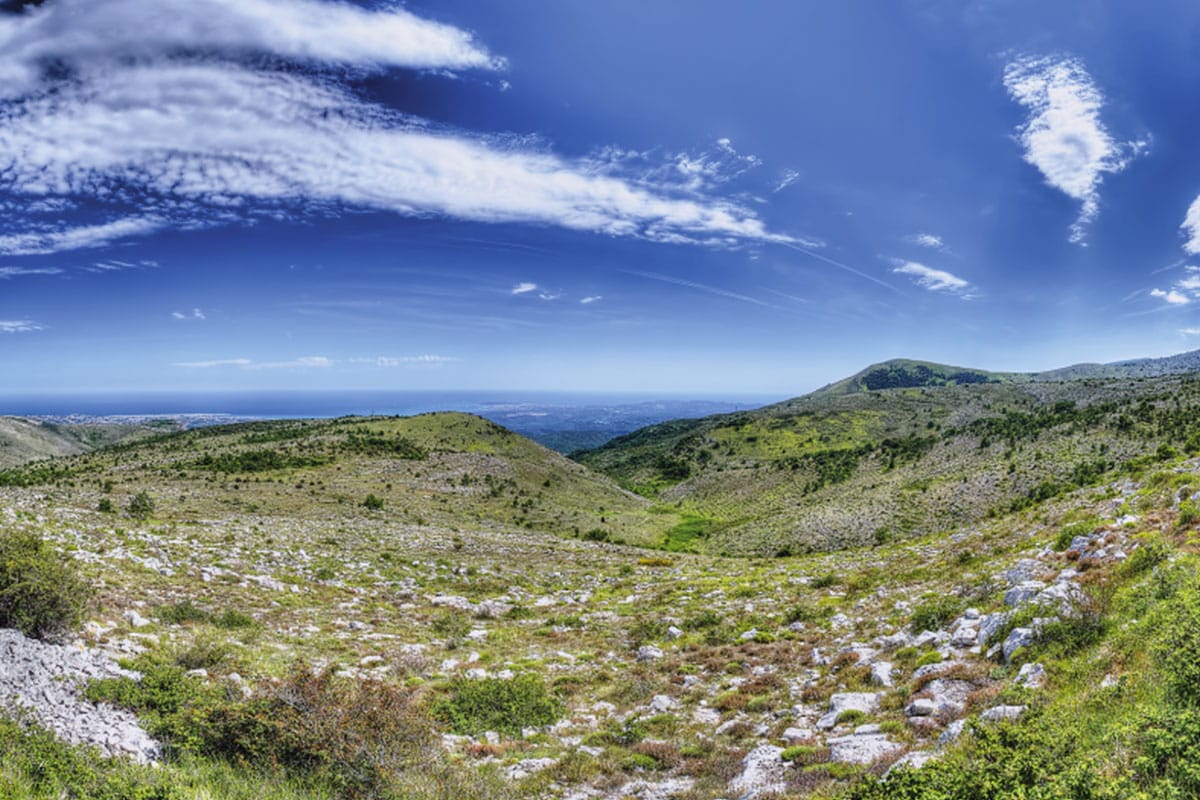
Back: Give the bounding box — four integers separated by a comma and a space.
576, 353, 1200, 555
0, 416, 171, 469
0, 412, 677, 548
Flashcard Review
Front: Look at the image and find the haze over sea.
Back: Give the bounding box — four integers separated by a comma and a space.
0, 391, 777, 452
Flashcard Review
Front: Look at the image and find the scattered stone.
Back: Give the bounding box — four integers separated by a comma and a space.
827, 731, 903, 764
905, 698, 936, 717
870, 661, 894, 688
649, 694, 678, 713
1002, 627, 1036, 663
728, 745, 785, 799
1015, 662, 1045, 688
981, 705, 1026, 723
938, 719, 965, 745
1004, 581, 1046, 607
122, 610, 151, 628
0, 628, 160, 763
636, 645, 663, 661
817, 692, 880, 730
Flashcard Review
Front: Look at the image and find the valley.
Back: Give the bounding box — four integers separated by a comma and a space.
1, 354, 1199, 798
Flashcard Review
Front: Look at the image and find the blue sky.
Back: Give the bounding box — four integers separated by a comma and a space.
2, 0, 1200, 395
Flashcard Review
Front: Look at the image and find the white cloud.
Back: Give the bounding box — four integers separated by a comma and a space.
0, 218, 162, 256
350, 355, 458, 368
0, 0, 503, 100
171, 308, 206, 320
1004, 55, 1144, 244
1182, 196, 1200, 254
624, 270, 780, 310
0, 319, 44, 333
174, 356, 331, 369
892, 261, 974, 297
1150, 266, 1200, 306
0, 3, 790, 255
1181, 327, 1200, 336
773, 169, 801, 193
173, 358, 252, 368
511, 282, 538, 295
579, 295, 603, 304
906, 233, 944, 249
0, 266, 63, 278
1151, 288, 1191, 305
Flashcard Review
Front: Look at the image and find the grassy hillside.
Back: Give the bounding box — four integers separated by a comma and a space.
4, 414, 1200, 798
577, 374, 1200, 555
0, 416, 170, 469
0, 412, 676, 548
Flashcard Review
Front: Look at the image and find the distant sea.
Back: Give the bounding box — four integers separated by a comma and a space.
0, 390, 782, 452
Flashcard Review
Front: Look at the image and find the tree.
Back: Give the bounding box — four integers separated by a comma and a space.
127, 491, 155, 521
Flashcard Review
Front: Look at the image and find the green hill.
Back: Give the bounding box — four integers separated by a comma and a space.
0, 417, 168, 469
0, 412, 675, 548
577, 368, 1200, 555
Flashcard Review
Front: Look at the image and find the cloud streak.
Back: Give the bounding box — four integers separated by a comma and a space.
0, 1, 791, 255
1004, 55, 1144, 244
175, 356, 331, 369
892, 261, 975, 297
0, 319, 45, 333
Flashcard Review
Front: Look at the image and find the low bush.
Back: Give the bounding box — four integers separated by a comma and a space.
434, 674, 562, 737
0, 528, 90, 640
909, 595, 962, 634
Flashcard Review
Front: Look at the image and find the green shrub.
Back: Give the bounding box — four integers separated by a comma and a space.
0, 716, 179, 800
909, 595, 962, 634
97, 498, 114, 513
363, 494, 385, 511
0, 528, 90, 640
157, 599, 211, 625
90, 658, 434, 797
1121, 535, 1171, 577
915, 650, 944, 668
434, 674, 562, 737
1155, 582, 1200, 707
213, 609, 258, 629
1179, 500, 1200, 529
127, 491, 156, 521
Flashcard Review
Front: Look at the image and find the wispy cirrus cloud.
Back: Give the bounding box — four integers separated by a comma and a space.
0, 1, 793, 256
171, 308, 206, 320
0, 319, 45, 333
624, 269, 781, 310
511, 282, 538, 295
905, 233, 945, 250
0, 266, 62, 278
1004, 55, 1145, 244
174, 356, 331, 369
892, 261, 975, 298
579, 296, 603, 304
349, 355, 459, 368
1182, 327, 1200, 336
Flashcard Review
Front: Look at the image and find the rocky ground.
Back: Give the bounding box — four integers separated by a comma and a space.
1, 456, 1184, 800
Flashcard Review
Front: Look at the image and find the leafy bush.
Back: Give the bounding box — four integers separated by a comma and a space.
158, 599, 211, 625
1154, 582, 1200, 707
89, 658, 434, 798
363, 494, 385, 510
0, 717, 178, 800
1179, 500, 1199, 529
909, 595, 962, 634
97, 498, 114, 513
127, 491, 156, 521
434, 675, 562, 737
0, 528, 90, 640
1121, 535, 1171, 577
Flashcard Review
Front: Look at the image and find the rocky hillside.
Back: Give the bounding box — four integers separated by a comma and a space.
2, 426, 1199, 798
0, 416, 167, 469
576, 370, 1200, 555
0, 412, 677, 548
